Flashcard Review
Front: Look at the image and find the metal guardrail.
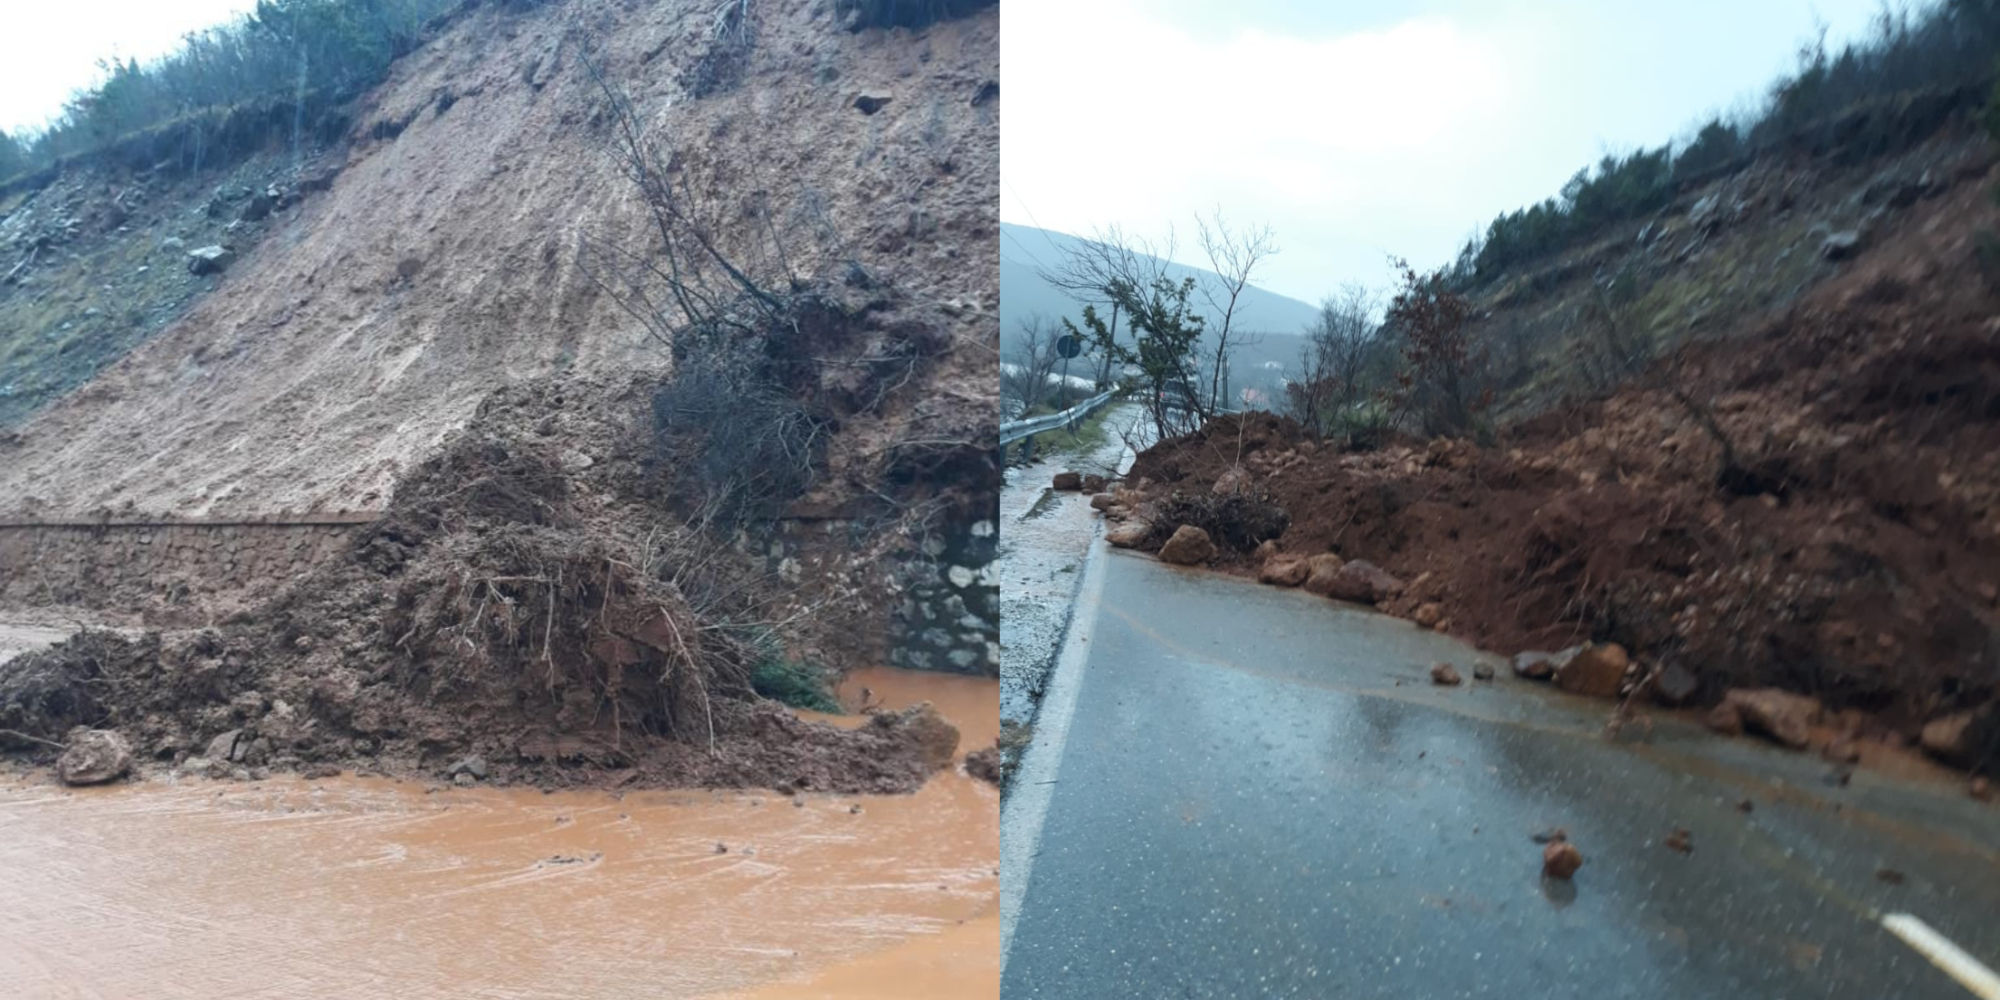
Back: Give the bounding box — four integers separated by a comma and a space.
999, 391, 1116, 446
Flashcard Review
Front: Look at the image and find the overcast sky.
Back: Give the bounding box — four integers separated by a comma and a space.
1002, 0, 1915, 302
0, 0, 257, 135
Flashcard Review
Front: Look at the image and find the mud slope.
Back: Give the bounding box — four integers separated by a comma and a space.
0, 0, 997, 519
1123, 156, 2000, 770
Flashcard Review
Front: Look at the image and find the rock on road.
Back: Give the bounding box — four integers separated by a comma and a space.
1001, 547, 2000, 998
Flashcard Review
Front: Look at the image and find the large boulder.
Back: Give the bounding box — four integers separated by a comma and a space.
1920, 709, 1992, 767
206, 728, 248, 763
1652, 661, 1700, 706
1157, 525, 1216, 565
1316, 559, 1403, 605
186, 245, 235, 275
56, 729, 133, 786
1551, 643, 1630, 699
1299, 554, 1348, 596
1707, 688, 1821, 749
1051, 471, 1082, 491
1259, 553, 1310, 587
1106, 521, 1151, 548
1213, 466, 1248, 495
1089, 492, 1119, 511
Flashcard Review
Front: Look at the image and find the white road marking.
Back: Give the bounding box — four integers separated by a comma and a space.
998, 534, 1114, 977
1883, 912, 2000, 999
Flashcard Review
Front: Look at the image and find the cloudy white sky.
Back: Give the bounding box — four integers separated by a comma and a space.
1002, 0, 1914, 302
0, 0, 257, 135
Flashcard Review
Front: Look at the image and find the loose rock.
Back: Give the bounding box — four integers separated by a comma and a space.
1316, 559, 1403, 604
186, 245, 235, 275
206, 729, 247, 763
1821, 230, 1863, 260
1213, 466, 1247, 495
1512, 650, 1558, 680
1429, 662, 1462, 686
1919, 709, 1988, 766
1051, 471, 1081, 491
1708, 688, 1821, 749
1472, 663, 1495, 681
1258, 553, 1310, 587
1105, 521, 1151, 549
1412, 602, 1444, 629
1552, 643, 1630, 699
55, 729, 133, 786
1157, 525, 1216, 566
1542, 838, 1584, 879
1299, 553, 1348, 596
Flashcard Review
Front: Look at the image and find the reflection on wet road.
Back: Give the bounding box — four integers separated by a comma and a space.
1002, 548, 2000, 998
0, 667, 997, 999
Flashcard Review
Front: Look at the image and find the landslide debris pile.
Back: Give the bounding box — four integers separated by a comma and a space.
0, 373, 959, 791
1114, 179, 2000, 775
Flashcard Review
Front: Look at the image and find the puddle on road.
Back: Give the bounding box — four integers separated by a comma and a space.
0, 667, 998, 1000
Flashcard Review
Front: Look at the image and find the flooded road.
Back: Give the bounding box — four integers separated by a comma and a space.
0, 666, 997, 999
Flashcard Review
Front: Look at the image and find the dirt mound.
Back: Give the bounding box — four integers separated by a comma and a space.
0, 372, 959, 792
1127, 173, 2000, 771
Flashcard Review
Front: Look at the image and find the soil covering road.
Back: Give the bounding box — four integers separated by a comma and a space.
1002, 550, 2000, 997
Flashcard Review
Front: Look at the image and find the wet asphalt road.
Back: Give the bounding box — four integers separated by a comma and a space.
998, 404, 1147, 723
1001, 548, 2000, 999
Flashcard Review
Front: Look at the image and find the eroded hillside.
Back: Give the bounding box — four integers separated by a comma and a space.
1108, 93, 2000, 780
0, 0, 996, 520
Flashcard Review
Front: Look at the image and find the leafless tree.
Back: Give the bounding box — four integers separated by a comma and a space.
1003, 313, 1064, 414
1035, 223, 1176, 388
1195, 210, 1276, 414
1287, 283, 1376, 436
572, 36, 789, 350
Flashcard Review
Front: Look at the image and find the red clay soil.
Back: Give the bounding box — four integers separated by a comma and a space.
1127, 175, 2000, 762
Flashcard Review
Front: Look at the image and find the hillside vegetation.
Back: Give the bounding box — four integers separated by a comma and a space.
1115, 0, 2000, 780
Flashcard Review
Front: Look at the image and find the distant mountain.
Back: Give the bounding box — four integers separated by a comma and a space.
999, 223, 1320, 363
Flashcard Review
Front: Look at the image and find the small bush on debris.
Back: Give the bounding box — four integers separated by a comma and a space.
751, 657, 842, 713
1150, 489, 1290, 553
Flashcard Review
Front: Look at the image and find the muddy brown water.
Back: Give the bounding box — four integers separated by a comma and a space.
0, 666, 997, 999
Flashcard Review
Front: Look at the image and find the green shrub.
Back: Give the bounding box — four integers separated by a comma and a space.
751, 657, 842, 713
